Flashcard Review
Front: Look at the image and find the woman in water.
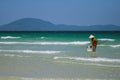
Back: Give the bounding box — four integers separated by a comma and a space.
89, 35, 98, 52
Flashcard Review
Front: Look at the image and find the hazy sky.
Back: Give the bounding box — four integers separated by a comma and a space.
0, 0, 120, 26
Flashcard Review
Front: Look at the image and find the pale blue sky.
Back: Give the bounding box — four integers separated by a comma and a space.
0, 0, 120, 26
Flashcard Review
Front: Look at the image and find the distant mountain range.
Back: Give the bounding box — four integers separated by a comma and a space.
0, 18, 120, 31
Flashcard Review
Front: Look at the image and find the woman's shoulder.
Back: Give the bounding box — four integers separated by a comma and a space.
93, 38, 98, 41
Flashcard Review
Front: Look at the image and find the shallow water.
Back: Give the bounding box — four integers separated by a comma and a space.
0, 31, 120, 80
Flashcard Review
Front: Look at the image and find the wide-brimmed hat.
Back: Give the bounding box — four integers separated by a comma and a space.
89, 35, 95, 38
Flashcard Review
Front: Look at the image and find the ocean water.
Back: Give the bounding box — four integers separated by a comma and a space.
0, 31, 120, 80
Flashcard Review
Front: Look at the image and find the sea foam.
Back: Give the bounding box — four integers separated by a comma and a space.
98, 38, 115, 41
0, 50, 61, 54
2, 54, 30, 58
0, 41, 90, 45
1, 36, 21, 39
54, 57, 120, 63
99, 44, 120, 48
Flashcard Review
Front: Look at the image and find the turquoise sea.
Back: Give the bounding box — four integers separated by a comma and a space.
0, 31, 120, 80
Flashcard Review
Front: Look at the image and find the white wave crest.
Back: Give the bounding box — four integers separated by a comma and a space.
2, 54, 30, 57
99, 44, 120, 48
1, 36, 21, 39
40, 37, 46, 39
21, 77, 109, 80
0, 41, 90, 45
54, 57, 120, 63
111, 44, 120, 48
0, 50, 61, 54
98, 38, 115, 41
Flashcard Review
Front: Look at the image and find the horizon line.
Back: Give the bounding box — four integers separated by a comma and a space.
0, 18, 120, 27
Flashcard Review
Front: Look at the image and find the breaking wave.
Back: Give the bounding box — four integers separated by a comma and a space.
0, 50, 61, 54
54, 57, 120, 63
0, 41, 90, 45
98, 38, 115, 41
21, 77, 110, 80
2, 54, 30, 58
40, 36, 46, 39
0, 77, 111, 80
99, 44, 120, 48
0, 41, 119, 48
1, 36, 21, 39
